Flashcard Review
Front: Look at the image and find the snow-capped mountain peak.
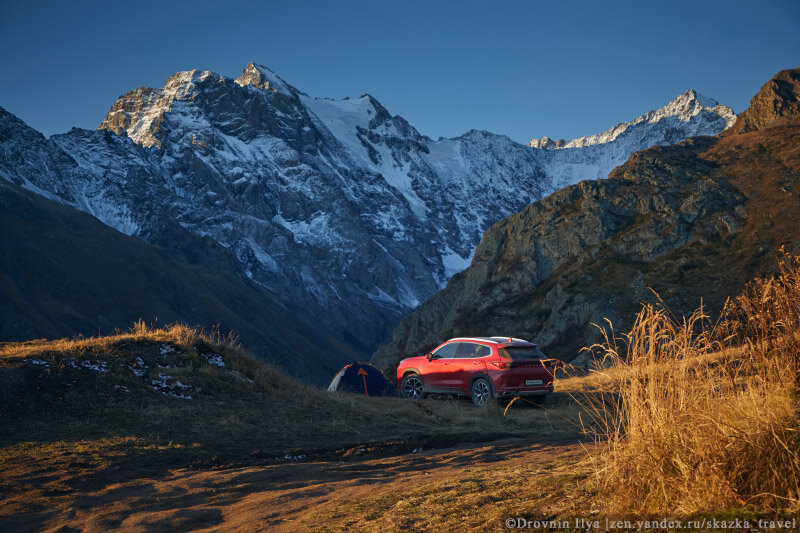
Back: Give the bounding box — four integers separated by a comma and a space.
525, 89, 736, 190
648, 89, 733, 124
679, 89, 720, 110
98, 68, 225, 148
529, 89, 736, 149
235, 62, 294, 95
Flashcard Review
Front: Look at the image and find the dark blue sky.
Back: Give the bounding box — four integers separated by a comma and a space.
1, 0, 798, 144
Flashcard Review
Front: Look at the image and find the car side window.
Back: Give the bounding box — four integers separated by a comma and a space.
456, 342, 491, 358
432, 342, 460, 358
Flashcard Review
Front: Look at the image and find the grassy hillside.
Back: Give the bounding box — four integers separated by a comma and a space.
0, 322, 580, 471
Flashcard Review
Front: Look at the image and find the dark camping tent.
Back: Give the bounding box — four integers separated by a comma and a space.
327, 362, 397, 397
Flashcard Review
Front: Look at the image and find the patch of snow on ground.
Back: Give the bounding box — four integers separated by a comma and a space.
80, 360, 109, 372
79, 191, 139, 236
245, 238, 280, 272
130, 357, 147, 377
201, 352, 225, 367
160, 344, 176, 355
65, 359, 109, 372
367, 286, 398, 306
277, 453, 307, 461
273, 212, 341, 247
150, 373, 195, 399
302, 96, 372, 157
25, 359, 51, 366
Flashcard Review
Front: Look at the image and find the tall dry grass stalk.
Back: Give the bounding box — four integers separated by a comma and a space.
577, 251, 800, 515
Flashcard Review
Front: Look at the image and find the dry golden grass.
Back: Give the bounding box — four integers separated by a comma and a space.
573, 250, 800, 516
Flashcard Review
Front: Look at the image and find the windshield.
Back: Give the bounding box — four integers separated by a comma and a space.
498, 346, 545, 360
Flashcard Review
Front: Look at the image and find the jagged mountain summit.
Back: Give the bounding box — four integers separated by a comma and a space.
0, 62, 735, 363
529, 90, 735, 149
528, 89, 736, 189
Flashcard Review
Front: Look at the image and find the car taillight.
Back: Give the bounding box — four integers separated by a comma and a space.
491, 361, 509, 369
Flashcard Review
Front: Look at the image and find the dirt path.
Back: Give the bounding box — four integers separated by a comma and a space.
1, 436, 589, 532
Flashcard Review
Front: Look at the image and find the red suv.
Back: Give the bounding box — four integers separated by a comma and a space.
396, 337, 554, 406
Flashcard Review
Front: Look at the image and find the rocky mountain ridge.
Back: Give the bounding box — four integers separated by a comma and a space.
529, 90, 736, 190
726, 68, 800, 135
528, 90, 735, 149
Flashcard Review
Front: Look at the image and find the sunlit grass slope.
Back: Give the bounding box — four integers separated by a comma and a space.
575, 251, 800, 515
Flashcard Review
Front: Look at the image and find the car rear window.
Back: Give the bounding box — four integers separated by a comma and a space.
498, 346, 545, 360
456, 343, 491, 358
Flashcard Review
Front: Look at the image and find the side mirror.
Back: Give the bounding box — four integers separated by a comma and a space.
426, 352, 433, 361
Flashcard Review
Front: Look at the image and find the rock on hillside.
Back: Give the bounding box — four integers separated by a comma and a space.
373, 67, 800, 373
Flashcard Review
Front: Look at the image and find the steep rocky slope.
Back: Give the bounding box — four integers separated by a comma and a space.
0, 64, 734, 356
0, 180, 360, 384
373, 67, 800, 372
726, 68, 800, 135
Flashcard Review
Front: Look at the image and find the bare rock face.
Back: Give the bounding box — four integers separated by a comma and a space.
528, 136, 566, 149
727, 67, 800, 135
373, 68, 800, 374
98, 86, 163, 147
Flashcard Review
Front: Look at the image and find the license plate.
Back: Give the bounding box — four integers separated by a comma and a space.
525, 379, 543, 386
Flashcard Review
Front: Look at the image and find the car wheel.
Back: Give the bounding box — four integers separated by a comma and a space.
470, 378, 492, 407
400, 374, 426, 399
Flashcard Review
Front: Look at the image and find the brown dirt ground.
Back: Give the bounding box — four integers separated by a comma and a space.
0, 436, 588, 532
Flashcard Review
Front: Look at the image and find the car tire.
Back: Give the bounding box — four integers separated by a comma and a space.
470, 377, 493, 407
400, 374, 426, 399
